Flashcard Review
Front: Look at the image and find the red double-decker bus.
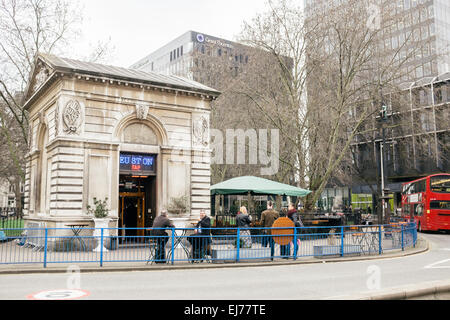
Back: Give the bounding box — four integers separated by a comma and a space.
401, 173, 450, 232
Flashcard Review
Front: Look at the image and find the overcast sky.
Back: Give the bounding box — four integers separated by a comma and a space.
76, 0, 271, 68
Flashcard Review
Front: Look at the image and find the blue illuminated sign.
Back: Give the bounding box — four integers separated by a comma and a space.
120, 153, 155, 174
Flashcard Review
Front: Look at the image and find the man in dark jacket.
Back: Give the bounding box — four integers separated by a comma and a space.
260, 201, 279, 260
286, 203, 304, 258
188, 210, 211, 262
151, 210, 175, 263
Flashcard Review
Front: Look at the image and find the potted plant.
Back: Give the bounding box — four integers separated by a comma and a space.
87, 197, 110, 252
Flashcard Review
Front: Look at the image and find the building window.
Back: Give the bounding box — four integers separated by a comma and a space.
416, 65, 423, 78
392, 36, 398, 49
423, 62, 431, 76
180, 46, 183, 56
412, 10, 419, 24
434, 87, 443, 104
428, 5, 434, 18
429, 22, 435, 35
404, 0, 410, 10
420, 6, 427, 21
421, 25, 429, 40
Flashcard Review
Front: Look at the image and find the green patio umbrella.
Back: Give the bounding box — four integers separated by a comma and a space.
210, 176, 311, 197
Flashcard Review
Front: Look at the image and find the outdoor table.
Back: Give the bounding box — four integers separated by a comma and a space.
388, 223, 404, 247
350, 227, 379, 254
166, 228, 191, 263
66, 224, 89, 251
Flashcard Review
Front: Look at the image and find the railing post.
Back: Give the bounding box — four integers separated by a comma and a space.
340, 226, 344, 257
100, 228, 104, 267
413, 224, 417, 248
401, 224, 405, 251
236, 227, 240, 262
379, 225, 382, 255
171, 228, 175, 265
293, 227, 298, 261
43, 228, 48, 268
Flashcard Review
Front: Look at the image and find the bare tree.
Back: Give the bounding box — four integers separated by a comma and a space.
235, 0, 427, 211
0, 0, 114, 212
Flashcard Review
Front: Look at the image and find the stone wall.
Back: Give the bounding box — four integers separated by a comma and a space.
23, 71, 214, 229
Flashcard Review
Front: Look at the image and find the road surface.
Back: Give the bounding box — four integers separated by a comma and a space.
0, 232, 448, 300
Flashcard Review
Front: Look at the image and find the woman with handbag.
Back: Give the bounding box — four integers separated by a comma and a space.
236, 206, 252, 248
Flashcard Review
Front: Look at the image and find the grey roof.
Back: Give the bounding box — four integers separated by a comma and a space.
39, 53, 220, 96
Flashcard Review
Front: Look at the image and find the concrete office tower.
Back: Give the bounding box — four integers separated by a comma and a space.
131, 31, 250, 83
304, 0, 450, 81
304, 0, 450, 213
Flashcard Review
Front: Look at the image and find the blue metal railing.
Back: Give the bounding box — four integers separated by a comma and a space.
0, 223, 417, 267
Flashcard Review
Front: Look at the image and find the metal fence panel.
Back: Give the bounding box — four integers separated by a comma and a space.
0, 223, 417, 267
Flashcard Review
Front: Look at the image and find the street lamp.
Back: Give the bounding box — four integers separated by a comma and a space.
378, 104, 389, 224
380, 187, 392, 224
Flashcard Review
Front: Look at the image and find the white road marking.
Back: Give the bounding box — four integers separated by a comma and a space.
424, 258, 450, 269
27, 289, 90, 300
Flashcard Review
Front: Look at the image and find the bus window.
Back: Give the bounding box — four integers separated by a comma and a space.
414, 204, 423, 216
430, 176, 450, 193
417, 180, 426, 193
430, 201, 450, 210
403, 204, 410, 216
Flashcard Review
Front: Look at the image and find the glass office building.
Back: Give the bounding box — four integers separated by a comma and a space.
131, 31, 249, 83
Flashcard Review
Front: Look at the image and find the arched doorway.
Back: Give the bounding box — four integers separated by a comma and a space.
117, 119, 164, 238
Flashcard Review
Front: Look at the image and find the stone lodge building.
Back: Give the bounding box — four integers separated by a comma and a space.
22, 53, 219, 235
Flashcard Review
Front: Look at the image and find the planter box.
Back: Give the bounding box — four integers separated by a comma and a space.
211, 247, 272, 263
313, 245, 362, 257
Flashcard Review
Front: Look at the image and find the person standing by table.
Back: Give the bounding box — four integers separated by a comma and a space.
151, 209, 175, 264
188, 210, 211, 262
286, 202, 303, 258
260, 201, 279, 260
236, 206, 252, 248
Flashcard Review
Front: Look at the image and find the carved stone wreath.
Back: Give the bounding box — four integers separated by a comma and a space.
62, 100, 83, 135
193, 116, 209, 147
